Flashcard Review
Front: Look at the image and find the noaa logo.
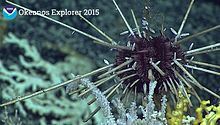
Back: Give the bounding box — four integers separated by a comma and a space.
2, 5, 17, 20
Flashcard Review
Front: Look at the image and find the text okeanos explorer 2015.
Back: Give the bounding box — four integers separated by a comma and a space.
18, 8, 100, 17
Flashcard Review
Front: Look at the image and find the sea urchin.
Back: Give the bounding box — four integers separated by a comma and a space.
115, 34, 186, 94
1, 0, 220, 123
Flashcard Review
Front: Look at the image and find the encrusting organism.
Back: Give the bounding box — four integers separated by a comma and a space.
1, 107, 22, 125
166, 90, 192, 125
68, 76, 167, 125
0, 33, 99, 125
193, 100, 220, 125
1, 0, 220, 124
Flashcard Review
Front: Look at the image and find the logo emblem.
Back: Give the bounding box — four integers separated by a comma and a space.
2, 5, 17, 20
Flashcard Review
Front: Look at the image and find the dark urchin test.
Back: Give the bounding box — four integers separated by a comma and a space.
115, 33, 186, 94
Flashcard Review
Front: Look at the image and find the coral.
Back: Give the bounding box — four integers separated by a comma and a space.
0, 33, 98, 125
163, 91, 220, 125
71, 78, 168, 125
166, 90, 191, 125
193, 100, 220, 125
79, 78, 116, 125
137, 81, 167, 125
1, 107, 22, 125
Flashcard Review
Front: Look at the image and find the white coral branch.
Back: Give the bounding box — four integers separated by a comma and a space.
80, 78, 116, 125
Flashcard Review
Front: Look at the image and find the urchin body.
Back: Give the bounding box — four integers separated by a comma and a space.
116, 35, 186, 93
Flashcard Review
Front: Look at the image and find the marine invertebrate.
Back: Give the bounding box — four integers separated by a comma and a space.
115, 33, 186, 93
69, 77, 167, 125
166, 90, 192, 125
0, 33, 98, 124
193, 100, 220, 125
1, 108, 22, 125
1, 0, 220, 124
